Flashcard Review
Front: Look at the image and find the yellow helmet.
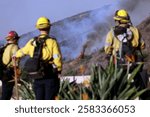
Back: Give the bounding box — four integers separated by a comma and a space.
36, 17, 51, 29
114, 9, 130, 23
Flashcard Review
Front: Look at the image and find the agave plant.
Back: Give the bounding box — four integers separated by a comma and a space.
58, 60, 146, 100
89, 62, 146, 100
19, 79, 35, 100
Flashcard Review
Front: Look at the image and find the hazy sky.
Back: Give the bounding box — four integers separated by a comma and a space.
0, 0, 117, 40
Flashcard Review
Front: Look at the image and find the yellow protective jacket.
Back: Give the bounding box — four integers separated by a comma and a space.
2, 43, 19, 68
15, 35, 62, 71
104, 26, 145, 55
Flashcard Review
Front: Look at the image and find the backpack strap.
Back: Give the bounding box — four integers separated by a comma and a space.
32, 35, 49, 59
32, 35, 57, 64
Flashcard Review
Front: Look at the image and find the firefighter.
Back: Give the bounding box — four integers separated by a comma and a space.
0, 31, 19, 100
104, 9, 149, 99
14, 17, 62, 100
105, 9, 145, 59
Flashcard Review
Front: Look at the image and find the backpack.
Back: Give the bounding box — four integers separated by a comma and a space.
0, 46, 6, 79
112, 26, 136, 63
0, 43, 19, 81
22, 36, 48, 79
0, 44, 11, 79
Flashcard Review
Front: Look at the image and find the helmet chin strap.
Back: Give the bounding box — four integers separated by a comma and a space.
40, 30, 49, 35
7, 39, 17, 44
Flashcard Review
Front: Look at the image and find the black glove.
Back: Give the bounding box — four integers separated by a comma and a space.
52, 67, 62, 75
57, 71, 61, 74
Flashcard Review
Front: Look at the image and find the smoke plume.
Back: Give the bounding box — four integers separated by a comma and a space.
19, 0, 150, 60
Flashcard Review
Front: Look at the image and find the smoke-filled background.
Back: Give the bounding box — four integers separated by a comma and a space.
19, 0, 150, 60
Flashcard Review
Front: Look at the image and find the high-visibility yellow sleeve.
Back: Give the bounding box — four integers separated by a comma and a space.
52, 40, 62, 71
139, 33, 145, 50
104, 31, 113, 55
16, 40, 33, 58
140, 40, 145, 49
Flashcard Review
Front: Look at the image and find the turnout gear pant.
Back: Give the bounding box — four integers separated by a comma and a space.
0, 80, 14, 100
33, 78, 60, 100
0, 68, 14, 100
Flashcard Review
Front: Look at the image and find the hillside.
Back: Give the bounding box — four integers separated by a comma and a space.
19, 6, 110, 60
137, 16, 150, 73
62, 16, 150, 76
